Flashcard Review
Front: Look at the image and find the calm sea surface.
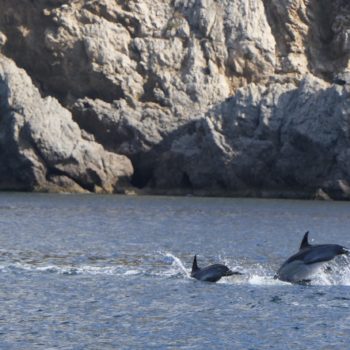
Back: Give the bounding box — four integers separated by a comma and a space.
0, 193, 349, 349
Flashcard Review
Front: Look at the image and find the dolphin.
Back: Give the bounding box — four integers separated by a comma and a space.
275, 231, 349, 284
190, 255, 242, 282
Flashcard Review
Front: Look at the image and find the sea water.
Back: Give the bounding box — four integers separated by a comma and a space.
0, 193, 349, 349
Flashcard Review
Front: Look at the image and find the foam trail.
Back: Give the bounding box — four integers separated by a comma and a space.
124, 270, 140, 276
248, 275, 288, 286
164, 253, 191, 278
2, 253, 349, 285
0, 262, 122, 276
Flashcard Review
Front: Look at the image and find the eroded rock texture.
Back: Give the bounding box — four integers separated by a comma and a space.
0, 55, 132, 192
0, 0, 350, 198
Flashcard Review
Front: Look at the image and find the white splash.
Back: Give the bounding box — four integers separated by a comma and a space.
0, 262, 122, 276
163, 252, 191, 278
124, 269, 141, 276
310, 256, 350, 286
1, 252, 350, 286
248, 274, 287, 286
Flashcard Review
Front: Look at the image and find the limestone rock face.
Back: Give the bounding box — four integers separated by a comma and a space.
151, 76, 350, 198
0, 1, 350, 198
0, 55, 133, 192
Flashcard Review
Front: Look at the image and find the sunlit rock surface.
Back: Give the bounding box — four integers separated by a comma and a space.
0, 1, 350, 198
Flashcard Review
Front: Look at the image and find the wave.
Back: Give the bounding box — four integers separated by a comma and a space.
0, 263, 121, 276
0, 252, 349, 286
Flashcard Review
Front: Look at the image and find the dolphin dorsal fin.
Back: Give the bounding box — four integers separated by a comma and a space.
192, 255, 200, 273
299, 231, 311, 250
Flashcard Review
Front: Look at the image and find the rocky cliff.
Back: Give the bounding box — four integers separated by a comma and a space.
0, 0, 350, 198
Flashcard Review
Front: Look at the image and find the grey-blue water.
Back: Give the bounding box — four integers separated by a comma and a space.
0, 193, 350, 349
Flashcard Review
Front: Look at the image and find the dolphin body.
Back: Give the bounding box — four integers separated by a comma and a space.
191, 255, 241, 282
275, 231, 349, 284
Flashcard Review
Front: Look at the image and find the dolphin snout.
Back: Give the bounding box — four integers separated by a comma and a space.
225, 269, 243, 277
343, 248, 350, 255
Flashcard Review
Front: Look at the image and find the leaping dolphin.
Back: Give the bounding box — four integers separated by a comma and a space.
275, 231, 349, 284
191, 255, 242, 282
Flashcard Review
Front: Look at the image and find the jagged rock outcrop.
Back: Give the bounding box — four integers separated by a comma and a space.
0, 1, 350, 198
0, 54, 133, 193
152, 76, 350, 198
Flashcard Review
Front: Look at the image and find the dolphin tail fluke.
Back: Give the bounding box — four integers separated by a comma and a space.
299, 231, 311, 250
191, 255, 199, 275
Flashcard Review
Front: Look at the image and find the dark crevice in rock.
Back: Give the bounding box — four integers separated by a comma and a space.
216, 179, 227, 190
262, 0, 288, 69
139, 76, 169, 107
0, 154, 37, 191
130, 158, 154, 189
117, 0, 135, 13
310, 0, 334, 46
306, 0, 349, 79
180, 172, 192, 189
77, 71, 125, 103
